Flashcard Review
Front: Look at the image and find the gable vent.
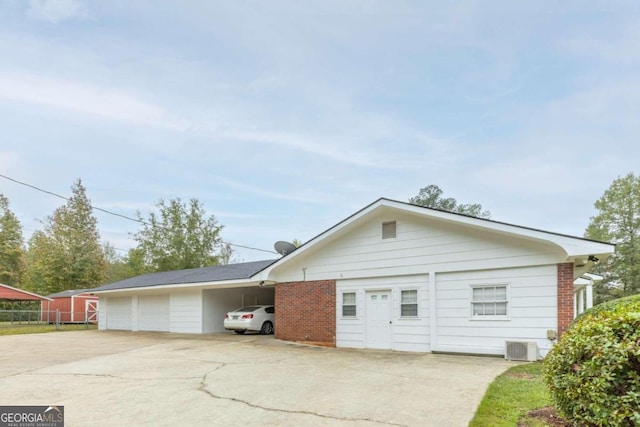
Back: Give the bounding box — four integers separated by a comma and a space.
382, 221, 397, 239
505, 341, 538, 361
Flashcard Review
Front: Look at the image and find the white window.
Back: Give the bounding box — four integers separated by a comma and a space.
382, 221, 397, 239
471, 285, 508, 318
401, 290, 418, 317
342, 292, 356, 317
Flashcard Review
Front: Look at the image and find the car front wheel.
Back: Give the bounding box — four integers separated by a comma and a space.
260, 321, 274, 335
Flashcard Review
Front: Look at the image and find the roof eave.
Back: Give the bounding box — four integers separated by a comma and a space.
255, 198, 616, 280
90, 277, 261, 294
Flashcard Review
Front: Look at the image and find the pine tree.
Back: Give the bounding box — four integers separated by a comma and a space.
25, 179, 106, 294
586, 173, 640, 300
0, 194, 25, 286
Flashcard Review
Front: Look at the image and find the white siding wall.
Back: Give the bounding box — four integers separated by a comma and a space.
270, 211, 563, 283
202, 287, 274, 333
170, 290, 203, 334
434, 266, 557, 356
336, 275, 429, 352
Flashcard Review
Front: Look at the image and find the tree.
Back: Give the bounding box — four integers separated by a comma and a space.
132, 198, 229, 272
25, 179, 106, 295
103, 242, 138, 284
585, 173, 640, 299
409, 185, 491, 218
0, 194, 25, 287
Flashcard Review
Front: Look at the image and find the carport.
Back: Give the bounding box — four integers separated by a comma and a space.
91, 260, 276, 334
202, 285, 274, 333
0, 284, 53, 321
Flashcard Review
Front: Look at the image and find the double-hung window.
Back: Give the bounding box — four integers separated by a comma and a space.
342, 292, 356, 317
471, 285, 508, 318
400, 290, 418, 317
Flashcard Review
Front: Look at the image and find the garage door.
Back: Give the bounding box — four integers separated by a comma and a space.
106, 297, 132, 330
138, 295, 170, 331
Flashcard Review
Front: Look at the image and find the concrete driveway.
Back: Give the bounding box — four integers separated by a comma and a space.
0, 331, 512, 426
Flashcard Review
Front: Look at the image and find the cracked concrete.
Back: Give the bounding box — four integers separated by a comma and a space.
0, 330, 511, 426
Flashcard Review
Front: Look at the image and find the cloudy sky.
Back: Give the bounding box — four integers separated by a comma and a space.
1, 0, 639, 262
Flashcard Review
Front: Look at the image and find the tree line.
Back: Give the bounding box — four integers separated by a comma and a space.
0, 179, 230, 296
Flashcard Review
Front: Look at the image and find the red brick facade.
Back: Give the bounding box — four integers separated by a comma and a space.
275, 280, 336, 347
557, 262, 575, 337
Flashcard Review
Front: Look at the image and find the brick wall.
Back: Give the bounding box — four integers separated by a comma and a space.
557, 262, 574, 337
275, 280, 336, 346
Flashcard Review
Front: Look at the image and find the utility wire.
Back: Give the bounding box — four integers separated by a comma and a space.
0, 173, 278, 255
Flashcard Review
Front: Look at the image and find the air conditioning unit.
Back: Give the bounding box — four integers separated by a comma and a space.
505, 340, 538, 361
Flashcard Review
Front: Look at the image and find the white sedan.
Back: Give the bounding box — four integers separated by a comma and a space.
224, 305, 275, 335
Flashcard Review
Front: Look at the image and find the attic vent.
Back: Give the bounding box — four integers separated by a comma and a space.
382, 221, 396, 239
505, 341, 538, 362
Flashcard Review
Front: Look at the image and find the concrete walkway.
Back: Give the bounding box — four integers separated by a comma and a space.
0, 331, 512, 426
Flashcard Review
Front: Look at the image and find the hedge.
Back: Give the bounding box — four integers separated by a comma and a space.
543, 294, 640, 426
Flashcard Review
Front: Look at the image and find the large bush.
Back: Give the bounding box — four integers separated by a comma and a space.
544, 295, 640, 426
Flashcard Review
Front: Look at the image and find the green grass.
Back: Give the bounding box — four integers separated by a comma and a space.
0, 324, 98, 336
469, 362, 551, 427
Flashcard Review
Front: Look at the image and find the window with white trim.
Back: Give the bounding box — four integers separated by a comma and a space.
400, 289, 418, 317
342, 292, 356, 317
471, 285, 508, 317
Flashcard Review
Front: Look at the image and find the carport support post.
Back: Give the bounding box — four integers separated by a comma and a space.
55, 309, 60, 330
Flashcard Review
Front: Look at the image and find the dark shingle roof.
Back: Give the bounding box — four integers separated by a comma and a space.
47, 289, 94, 298
90, 259, 277, 292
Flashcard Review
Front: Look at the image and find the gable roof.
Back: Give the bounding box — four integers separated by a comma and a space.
0, 284, 53, 301
255, 197, 616, 280
91, 259, 277, 293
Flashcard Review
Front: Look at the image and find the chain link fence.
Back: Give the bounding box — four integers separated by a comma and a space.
0, 309, 98, 330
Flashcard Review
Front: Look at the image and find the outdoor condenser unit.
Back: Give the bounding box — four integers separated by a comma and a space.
504, 340, 538, 362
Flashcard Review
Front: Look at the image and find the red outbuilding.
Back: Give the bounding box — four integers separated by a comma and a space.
0, 283, 52, 303
42, 289, 99, 324
0, 284, 52, 323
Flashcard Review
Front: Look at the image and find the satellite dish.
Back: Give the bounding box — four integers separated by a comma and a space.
274, 241, 297, 256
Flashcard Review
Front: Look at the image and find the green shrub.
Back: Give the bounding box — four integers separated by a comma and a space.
544, 295, 640, 426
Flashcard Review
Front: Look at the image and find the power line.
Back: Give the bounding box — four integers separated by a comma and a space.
0, 173, 278, 255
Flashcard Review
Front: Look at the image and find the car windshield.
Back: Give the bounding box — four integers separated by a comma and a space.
234, 306, 261, 312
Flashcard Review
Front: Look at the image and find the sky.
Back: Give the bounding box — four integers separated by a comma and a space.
1, 0, 639, 262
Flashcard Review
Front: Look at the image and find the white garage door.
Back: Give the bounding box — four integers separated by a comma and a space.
106, 297, 132, 330
138, 295, 170, 331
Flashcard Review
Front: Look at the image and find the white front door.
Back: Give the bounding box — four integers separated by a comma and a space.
366, 291, 392, 349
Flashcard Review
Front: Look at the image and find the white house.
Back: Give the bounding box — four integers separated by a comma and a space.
93, 198, 615, 358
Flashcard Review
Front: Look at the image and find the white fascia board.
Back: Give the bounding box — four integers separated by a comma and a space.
89, 278, 261, 295
255, 198, 615, 281
388, 200, 615, 258
254, 200, 383, 281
